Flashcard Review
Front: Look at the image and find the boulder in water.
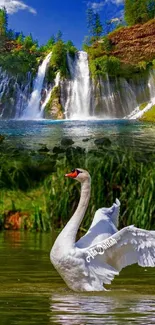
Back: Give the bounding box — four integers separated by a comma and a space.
61, 138, 74, 147
82, 138, 90, 142
94, 137, 111, 147
0, 134, 5, 144
38, 145, 50, 153
53, 146, 66, 154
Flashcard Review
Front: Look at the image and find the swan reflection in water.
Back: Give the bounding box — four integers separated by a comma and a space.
49, 292, 155, 325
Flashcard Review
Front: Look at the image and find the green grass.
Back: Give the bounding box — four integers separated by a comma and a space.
140, 104, 155, 122
0, 147, 155, 232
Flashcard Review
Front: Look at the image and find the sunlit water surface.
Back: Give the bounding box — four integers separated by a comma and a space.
0, 232, 155, 325
0, 119, 155, 153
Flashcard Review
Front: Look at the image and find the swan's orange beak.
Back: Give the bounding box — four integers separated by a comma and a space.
65, 170, 78, 178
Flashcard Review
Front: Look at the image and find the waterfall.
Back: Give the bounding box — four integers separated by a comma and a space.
0, 68, 10, 100
92, 76, 138, 118
128, 69, 155, 119
1, 49, 155, 120
22, 52, 52, 119
15, 72, 32, 118
64, 51, 91, 119
0, 68, 32, 119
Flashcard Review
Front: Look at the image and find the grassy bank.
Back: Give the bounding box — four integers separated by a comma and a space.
0, 143, 155, 232
140, 105, 155, 122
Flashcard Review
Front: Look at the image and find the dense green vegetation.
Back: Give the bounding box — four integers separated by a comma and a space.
0, 139, 155, 232
46, 40, 77, 83
0, 8, 77, 83
125, 0, 155, 25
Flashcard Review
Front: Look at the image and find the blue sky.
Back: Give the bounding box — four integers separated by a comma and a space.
0, 0, 124, 49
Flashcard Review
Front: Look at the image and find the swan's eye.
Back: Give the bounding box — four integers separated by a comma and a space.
76, 169, 82, 175
71, 169, 75, 173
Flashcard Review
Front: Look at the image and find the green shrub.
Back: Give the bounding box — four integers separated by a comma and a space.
89, 55, 121, 78
102, 36, 113, 52
47, 40, 68, 82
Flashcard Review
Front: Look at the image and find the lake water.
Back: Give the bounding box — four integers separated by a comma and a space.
0, 231, 155, 325
0, 119, 155, 153
0, 119, 155, 324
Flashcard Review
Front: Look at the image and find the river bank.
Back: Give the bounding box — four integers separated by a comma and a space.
0, 119, 155, 232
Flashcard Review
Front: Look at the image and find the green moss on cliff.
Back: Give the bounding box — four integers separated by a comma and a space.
140, 105, 155, 122
139, 102, 148, 110
89, 55, 121, 79
44, 86, 63, 119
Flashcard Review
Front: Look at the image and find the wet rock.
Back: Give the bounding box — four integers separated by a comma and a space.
82, 138, 90, 142
61, 138, 74, 147
4, 211, 31, 230
66, 146, 85, 158
0, 134, 5, 144
75, 146, 85, 154
38, 145, 50, 153
94, 137, 111, 147
53, 146, 66, 154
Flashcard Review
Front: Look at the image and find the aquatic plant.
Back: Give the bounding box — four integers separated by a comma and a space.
0, 144, 155, 232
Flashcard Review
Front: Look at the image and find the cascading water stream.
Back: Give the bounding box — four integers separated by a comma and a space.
0, 49, 155, 120
65, 51, 91, 119
128, 69, 155, 119
22, 52, 52, 119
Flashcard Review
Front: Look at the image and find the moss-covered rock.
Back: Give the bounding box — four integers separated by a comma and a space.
139, 102, 148, 111
140, 104, 155, 122
44, 85, 64, 119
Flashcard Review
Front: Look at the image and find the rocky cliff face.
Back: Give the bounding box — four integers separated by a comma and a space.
0, 20, 155, 120
109, 19, 155, 65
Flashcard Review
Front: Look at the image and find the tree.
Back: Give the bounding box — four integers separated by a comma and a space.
86, 8, 103, 41
125, 0, 151, 25
16, 32, 24, 45
147, 0, 155, 19
0, 7, 8, 36
46, 35, 55, 48
23, 34, 38, 51
56, 30, 62, 42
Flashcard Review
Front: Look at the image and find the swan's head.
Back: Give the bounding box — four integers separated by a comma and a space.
65, 168, 91, 183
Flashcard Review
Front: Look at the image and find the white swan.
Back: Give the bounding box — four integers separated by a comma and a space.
50, 168, 155, 292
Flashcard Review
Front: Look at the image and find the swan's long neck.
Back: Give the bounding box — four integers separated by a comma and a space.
54, 178, 91, 250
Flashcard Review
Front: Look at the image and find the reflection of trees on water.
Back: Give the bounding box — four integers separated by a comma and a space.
49, 292, 155, 325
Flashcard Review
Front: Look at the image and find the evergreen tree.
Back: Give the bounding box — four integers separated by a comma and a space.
86, 8, 103, 41
125, 0, 150, 25
0, 7, 8, 36
147, 0, 155, 19
46, 35, 55, 48
93, 13, 103, 38
16, 32, 24, 45
56, 30, 62, 42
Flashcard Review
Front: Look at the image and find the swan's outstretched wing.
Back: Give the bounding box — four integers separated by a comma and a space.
81, 225, 155, 287
90, 198, 120, 229
76, 199, 120, 249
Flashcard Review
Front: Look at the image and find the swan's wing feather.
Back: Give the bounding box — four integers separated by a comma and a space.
76, 199, 120, 249
89, 198, 120, 229
82, 226, 155, 286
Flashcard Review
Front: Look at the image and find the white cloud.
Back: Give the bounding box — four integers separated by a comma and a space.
0, 0, 36, 14
87, 1, 105, 12
111, 0, 124, 4
87, 0, 124, 12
